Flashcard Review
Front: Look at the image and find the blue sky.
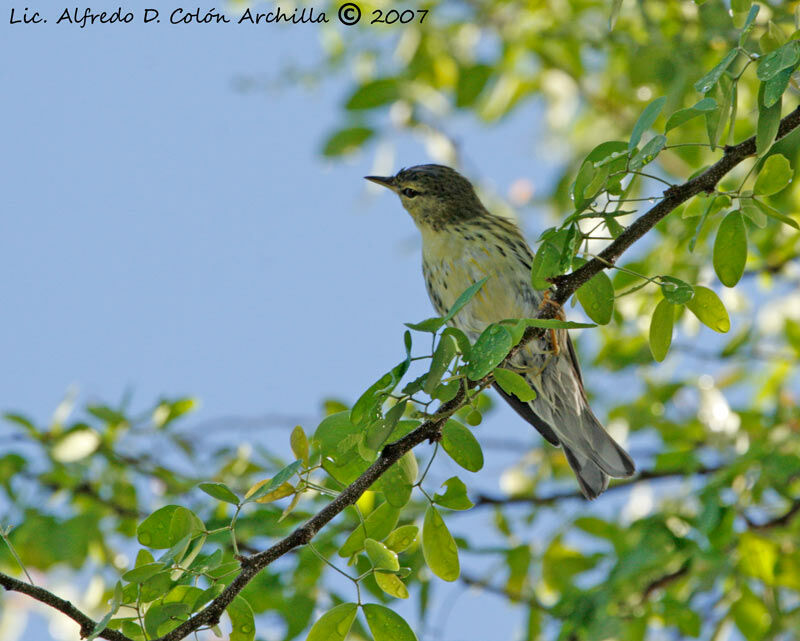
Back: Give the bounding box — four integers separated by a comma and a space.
1, 7, 574, 641
1, 8, 560, 425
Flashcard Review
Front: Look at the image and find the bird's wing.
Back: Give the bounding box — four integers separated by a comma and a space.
492, 332, 585, 447
491, 381, 560, 446
565, 332, 585, 388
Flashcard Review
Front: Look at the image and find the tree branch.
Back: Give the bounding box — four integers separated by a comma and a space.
6, 104, 800, 641
0, 571, 133, 641
550, 104, 800, 304
744, 498, 800, 530
155, 386, 469, 641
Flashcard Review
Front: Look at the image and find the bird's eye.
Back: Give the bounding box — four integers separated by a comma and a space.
401, 188, 420, 198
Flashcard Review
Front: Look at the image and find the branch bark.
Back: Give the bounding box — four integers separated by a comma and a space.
4, 104, 800, 641
550, 104, 800, 303
0, 571, 132, 641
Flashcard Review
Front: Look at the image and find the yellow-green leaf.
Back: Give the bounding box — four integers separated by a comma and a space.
290, 425, 309, 465
365, 538, 400, 571
374, 571, 410, 599
228, 595, 255, 641
713, 212, 747, 287
433, 476, 474, 511
384, 525, 419, 553
306, 603, 358, 641
732, 587, 771, 641
753, 154, 793, 195
422, 505, 460, 582
493, 368, 537, 402
686, 285, 730, 333
198, 482, 239, 505
649, 299, 674, 362
338, 502, 400, 557
362, 603, 418, 641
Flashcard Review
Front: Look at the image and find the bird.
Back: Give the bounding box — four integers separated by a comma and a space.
365, 164, 635, 499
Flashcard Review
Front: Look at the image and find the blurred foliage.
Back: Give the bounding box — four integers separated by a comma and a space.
3, 1, 800, 641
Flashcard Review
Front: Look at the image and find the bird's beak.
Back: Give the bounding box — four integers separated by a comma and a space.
364, 175, 398, 192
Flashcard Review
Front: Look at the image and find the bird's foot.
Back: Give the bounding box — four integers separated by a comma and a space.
538, 291, 564, 356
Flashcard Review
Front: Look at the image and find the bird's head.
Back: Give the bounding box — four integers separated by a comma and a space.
365, 164, 486, 230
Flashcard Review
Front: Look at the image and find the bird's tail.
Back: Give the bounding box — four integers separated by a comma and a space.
560, 409, 635, 500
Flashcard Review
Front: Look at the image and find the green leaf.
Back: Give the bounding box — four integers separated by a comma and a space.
442, 277, 489, 325
198, 482, 239, 505
456, 64, 492, 108
660, 276, 694, 305
664, 98, 717, 132
422, 505, 460, 582
706, 74, 734, 150
756, 41, 800, 81
493, 368, 536, 402
731, 587, 771, 641
753, 154, 793, 195
530, 237, 563, 290
609, 0, 623, 29
306, 603, 358, 641
629, 134, 666, 170
753, 198, 800, 229
441, 420, 484, 472
144, 602, 190, 638
465, 325, 513, 381
760, 19, 787, 54
514, 318, 596, 330
137, 506, 204, 550
314, 411, 369, 484
290, 425, 309, 466
683, 192, 730, 219
338, 502, 400, 557
629, 96, 666, 151
576, 270, 614, 325
763, 66, 793, 108
374, 570, 410, 599
404, 316, 444, 333
424, 335, 458, 394
433, 477, 474, 510
384, 525, 419, 553
350, 358, 409, 428
85, 582, 123, 641
738, 4, 760, 46
362, 603, 418, 641
686, 285, 730, 333
441, 327, 472, 359
739, 198, 767, 227
346, 78, 399, 110
756, 82, 782, 156
730, 0, 752, 28
694, 49, 738, 93
322, 127, 374, 157
738, 531, 778, 583
122, 562, 165, 584
713, 212, 747, 287
572, 159, 598, 207
542, 537, 601, 592
228, 595, 255, 641
365, 538, 400, 571
649, 299, 674, 363
245, 460, 302, 502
